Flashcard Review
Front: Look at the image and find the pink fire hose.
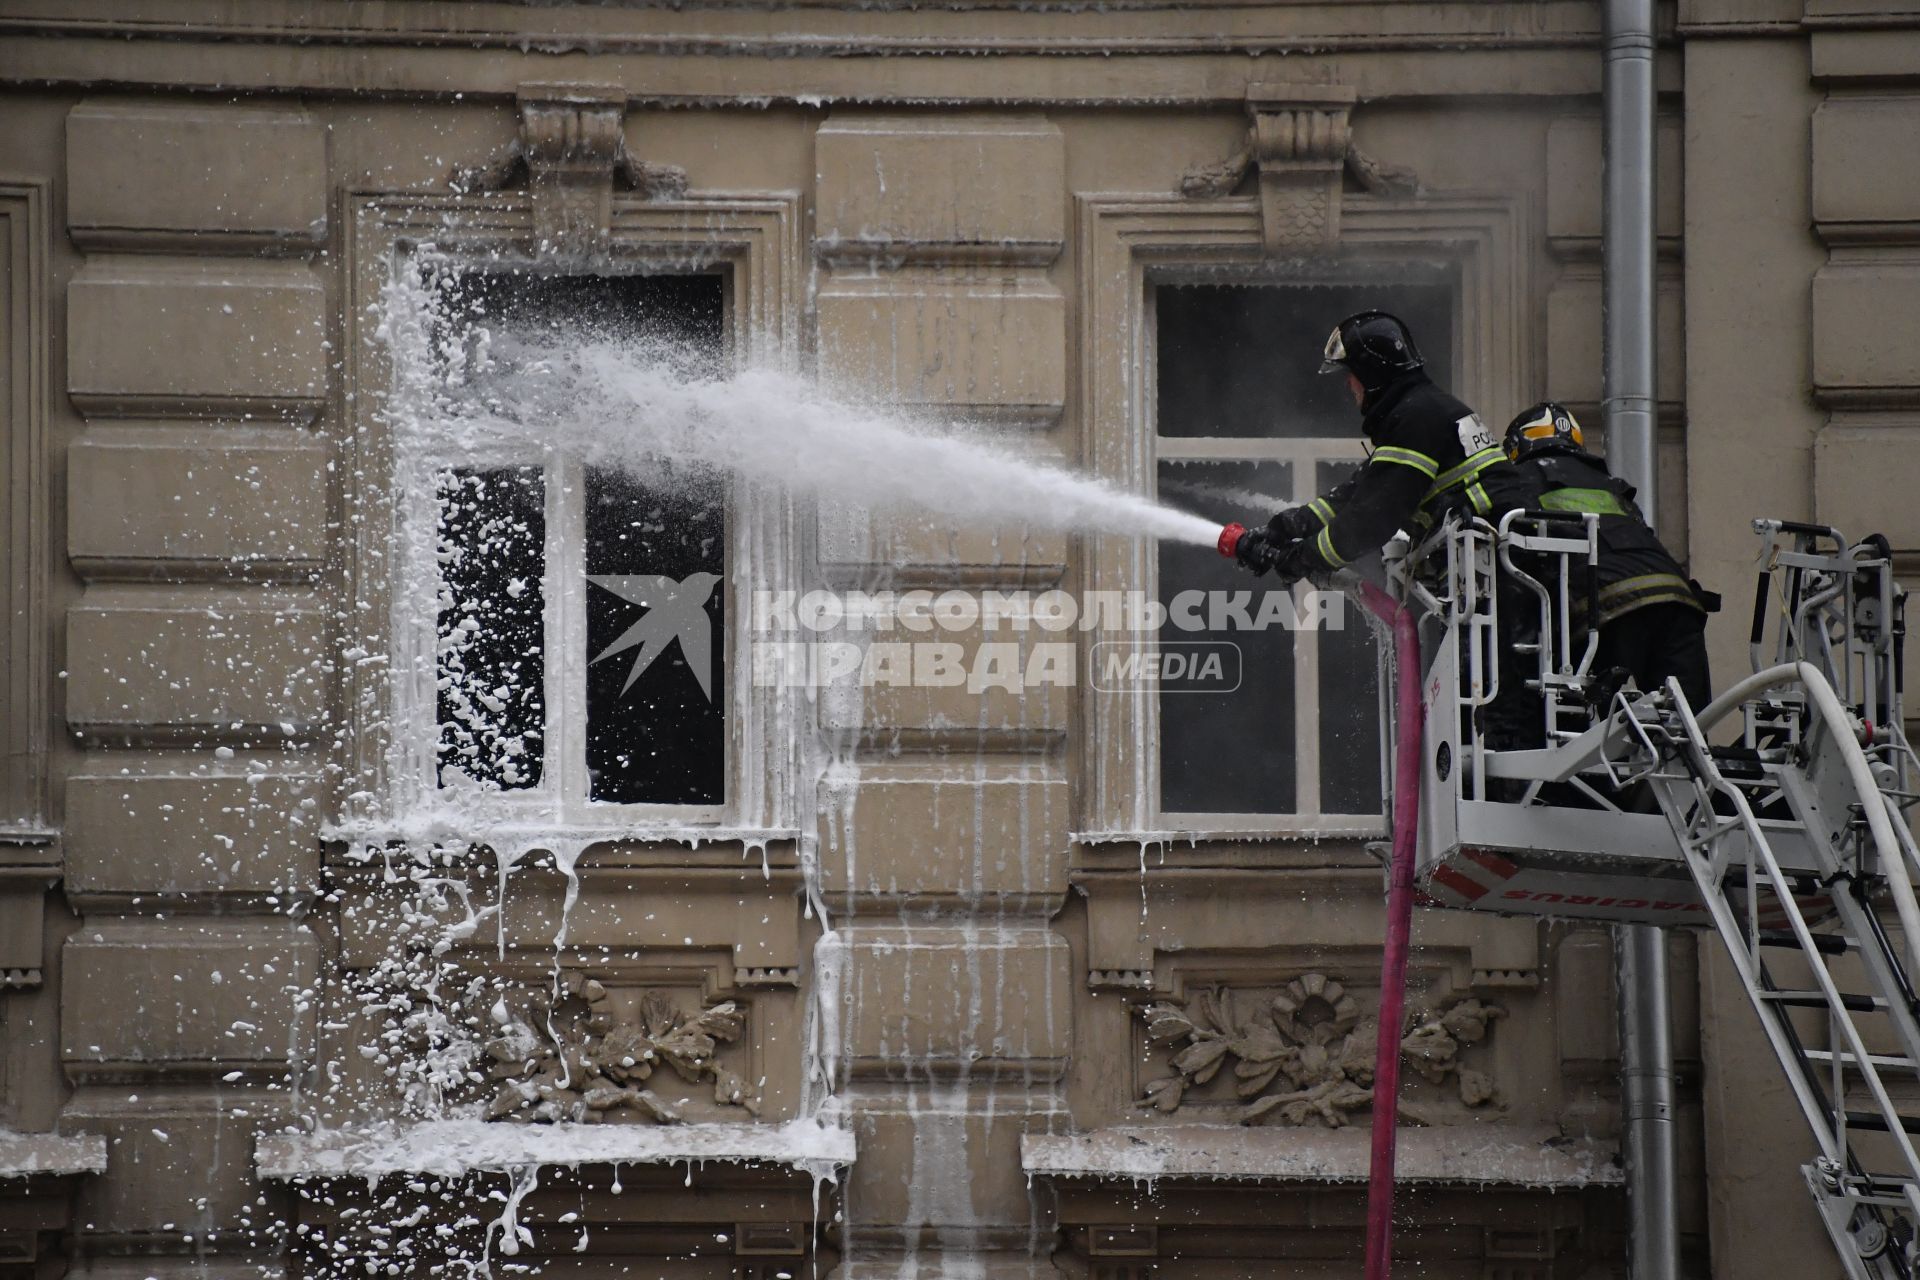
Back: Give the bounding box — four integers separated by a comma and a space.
1216, 531, 1425, 1279
1356, 579, 1422, 1280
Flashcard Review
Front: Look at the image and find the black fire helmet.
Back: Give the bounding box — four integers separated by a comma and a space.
1318, 310, 1425, 394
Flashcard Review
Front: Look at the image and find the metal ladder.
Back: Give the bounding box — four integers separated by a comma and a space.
1389, 516, 1920, 1274
1605, 526, 1920, 1277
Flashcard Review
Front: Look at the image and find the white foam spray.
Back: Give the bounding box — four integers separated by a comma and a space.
423, 330, 1224, 548
355, 259, 1225, 1276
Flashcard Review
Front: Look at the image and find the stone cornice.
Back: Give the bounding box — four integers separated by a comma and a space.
0, 1, 1698, 105
1680, 0, 1920, 37
0, 0, 1617, 58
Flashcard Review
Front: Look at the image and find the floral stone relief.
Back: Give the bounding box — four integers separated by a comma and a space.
483, 969, 759, 1124
1135, 972, 1505, 1127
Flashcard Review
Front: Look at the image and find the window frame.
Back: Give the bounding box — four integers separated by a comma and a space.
1146, 267, 1458, 831
396, 440, 733, 826
340, 191, 806, 843
0, 181, 48, 832
1076, 191, 1535, 841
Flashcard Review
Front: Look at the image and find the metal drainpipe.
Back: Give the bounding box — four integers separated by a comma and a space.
1603, 1, 1682, 1277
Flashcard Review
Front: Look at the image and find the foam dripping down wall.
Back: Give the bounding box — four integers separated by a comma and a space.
301, 251, 1227, 1275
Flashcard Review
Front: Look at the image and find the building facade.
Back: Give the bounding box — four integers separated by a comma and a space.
0, 1, 1913, 1276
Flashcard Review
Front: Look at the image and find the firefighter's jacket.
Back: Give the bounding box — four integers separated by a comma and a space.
1517, 448, 1705, 626
1277, 371, 1542, 573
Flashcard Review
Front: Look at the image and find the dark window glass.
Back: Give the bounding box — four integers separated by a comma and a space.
439, 271, 725, 372
436, 467, 546, 790
432, 270, 729, 807
585, 464, 726, 805
1315, 459, 1384, 814
1155, 281, 1454, 440
1157, 460, 1295, 815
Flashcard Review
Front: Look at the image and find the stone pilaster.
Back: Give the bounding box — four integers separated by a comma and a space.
57, 99, 333, 1278
813, 112, 1071, 1278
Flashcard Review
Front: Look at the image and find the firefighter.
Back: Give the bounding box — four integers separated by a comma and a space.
1229, 310, 1541, 579
1225, 309, 1547, 748
1501, 400, 1714, 710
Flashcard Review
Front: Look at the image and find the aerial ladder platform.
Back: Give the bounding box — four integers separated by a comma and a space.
1384, 514, 1918, 1277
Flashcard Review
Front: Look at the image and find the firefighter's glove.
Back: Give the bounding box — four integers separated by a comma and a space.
1270, 539, 1322, 588
1267, 505, 1320, 545
1233, 526, 1282, 576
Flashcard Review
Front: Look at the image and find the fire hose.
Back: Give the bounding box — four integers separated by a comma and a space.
1218, 524, 1423, 1280
1353, 576, 1422, 1280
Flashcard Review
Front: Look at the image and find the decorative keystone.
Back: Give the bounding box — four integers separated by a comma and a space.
453, 84, 689, 264
1246, 83, 1356, 254
1181, 82, 1419, 255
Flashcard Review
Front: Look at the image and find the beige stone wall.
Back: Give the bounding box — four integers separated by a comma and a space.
0, 2, 1908, 1277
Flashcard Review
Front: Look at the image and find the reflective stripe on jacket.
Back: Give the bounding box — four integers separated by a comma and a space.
1278, 372, 1542, 572
1521, 450, 1705, 626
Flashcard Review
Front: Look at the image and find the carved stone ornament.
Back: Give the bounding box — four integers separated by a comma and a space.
482, 969, 758, 1124
1135, 974, 1504, 1127
451, 84, 689, 264
1179, 82, 1420, 255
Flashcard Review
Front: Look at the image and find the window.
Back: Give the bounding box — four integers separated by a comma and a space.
1151, 278, 1455, 827
403, 270, 730, 820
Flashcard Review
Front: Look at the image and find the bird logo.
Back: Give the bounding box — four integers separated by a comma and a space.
586, 572, 722, 702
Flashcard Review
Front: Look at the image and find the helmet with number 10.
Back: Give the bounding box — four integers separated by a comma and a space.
1503, 401, 1587, 464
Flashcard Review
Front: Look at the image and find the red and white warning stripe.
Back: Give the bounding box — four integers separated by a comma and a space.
1422, 847, 1519, 908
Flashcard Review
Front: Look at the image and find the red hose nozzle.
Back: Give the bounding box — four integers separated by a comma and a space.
1217, 522, 1247, 559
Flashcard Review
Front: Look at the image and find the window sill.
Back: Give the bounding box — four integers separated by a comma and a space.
1072, 826, 1387, 847
1021, 1124, 1619, 1190
323, 819, 801, 856
256, 1118, 854, 1182
1070, 829, 1387, 875
0, 1131, 109, 1179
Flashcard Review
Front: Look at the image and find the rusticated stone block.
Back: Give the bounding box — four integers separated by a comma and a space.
62, 918, 317, 1067
1544, 113, 1683, 249
68, 428, 330, 578
67, 260, 327, 419
814, 502, 1069, 579
1812, 264, 1920, 403
1544, 271, 1686, 408
815, 115, 1064, 251
1815, 425, 1920, 553
1813, 96, 1920, 235
67, 100, 327, 250
65, 773, 323, 900
815, 607, 1073, 738
65, 589, 329, 743
816, 272, 1066, 420
62, 1088, 293, 1243
841, 1094, 1062, 1233
812, 433, 1071, 575
824, 924, 1069, 1068
819, 764, 1068, 905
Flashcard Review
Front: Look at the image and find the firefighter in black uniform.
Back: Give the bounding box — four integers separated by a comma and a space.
1502, 400, 1714, 709
1224, 310, 1546, 746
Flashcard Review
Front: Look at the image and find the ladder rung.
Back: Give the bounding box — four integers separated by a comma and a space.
1804, 1048, 1916, 1072
1760, 990, 1882, 1013
1758, 929, 1850, 956
1843, 1110, 1920, 1136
